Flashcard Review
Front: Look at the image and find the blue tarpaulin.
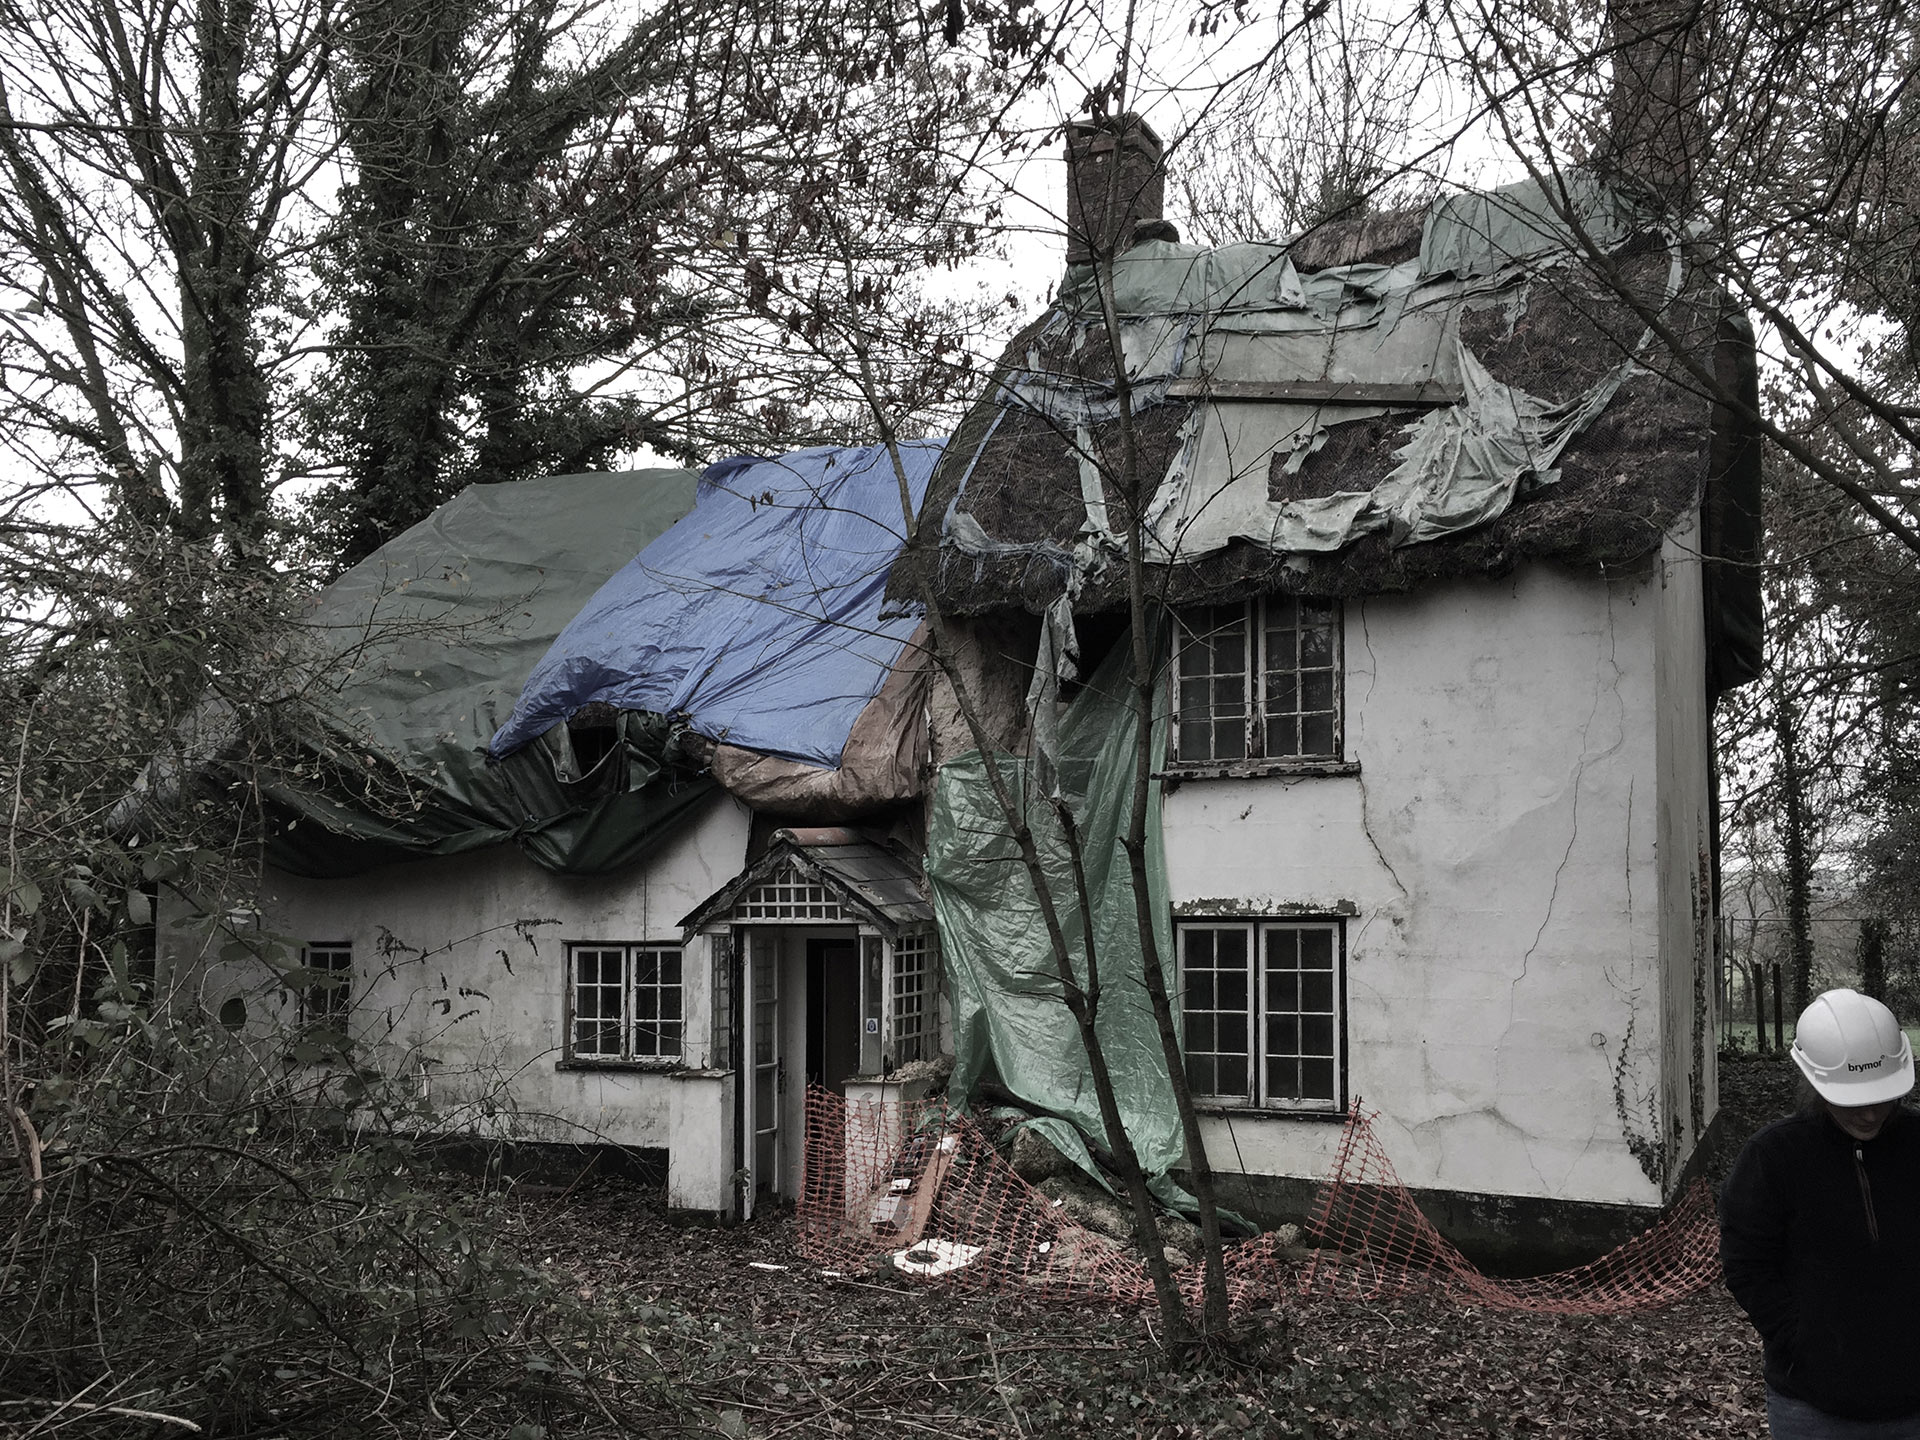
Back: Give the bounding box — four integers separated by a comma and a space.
489, 440, 942, 768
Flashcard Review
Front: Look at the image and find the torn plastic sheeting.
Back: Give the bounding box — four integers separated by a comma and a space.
1145, 346, 1633, 561
929, 622, 1184, 1180
1419, 168, 1649, 279
228, 469, 712, 878
705, 626, 934, 820
998, 313, 1195, 427
491, 441, 943, 769
1054, 240, 1406, 321
1198, 289, 1458, 388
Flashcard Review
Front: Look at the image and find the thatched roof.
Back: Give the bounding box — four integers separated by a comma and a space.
889, 174, 1757, 637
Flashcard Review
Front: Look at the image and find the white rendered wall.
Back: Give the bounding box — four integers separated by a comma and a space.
1164, 535, 1708, 1210
160, 793, 753, 1152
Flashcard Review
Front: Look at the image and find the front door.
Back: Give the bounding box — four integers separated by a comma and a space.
807, 937, 862, 1093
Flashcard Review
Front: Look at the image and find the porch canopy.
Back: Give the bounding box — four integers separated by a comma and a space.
679, 827, 932, 936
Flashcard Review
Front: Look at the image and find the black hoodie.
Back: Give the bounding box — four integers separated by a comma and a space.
1720, 1104, 1920, 1421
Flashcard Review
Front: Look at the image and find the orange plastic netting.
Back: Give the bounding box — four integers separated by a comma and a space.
795, 1086, 1720, 1316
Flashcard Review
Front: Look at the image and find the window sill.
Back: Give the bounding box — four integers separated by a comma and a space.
555, 1058, 684, 1074
1192, 1103, 1348, 1123
1159, 759, 1359, 783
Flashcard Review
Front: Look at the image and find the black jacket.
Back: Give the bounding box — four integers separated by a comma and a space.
1720, 1104, 1920, 1421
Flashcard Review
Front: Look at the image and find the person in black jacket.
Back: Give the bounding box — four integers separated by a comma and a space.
1721, 988, 1920, 1437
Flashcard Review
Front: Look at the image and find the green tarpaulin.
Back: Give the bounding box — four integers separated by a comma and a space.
260, 469, 714, 877
928, 630, 1185, 1177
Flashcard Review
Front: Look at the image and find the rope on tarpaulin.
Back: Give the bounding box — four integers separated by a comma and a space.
794, 1086, 1720, 1316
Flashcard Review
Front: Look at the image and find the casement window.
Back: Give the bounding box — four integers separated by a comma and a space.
1179, 920, 1344, 1111
1172, 597, 1341, 765
299, 943, 352, 1030
568, 944, 683, 1062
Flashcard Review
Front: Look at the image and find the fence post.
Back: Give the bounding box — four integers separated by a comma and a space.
1772, 961, 1786, 1054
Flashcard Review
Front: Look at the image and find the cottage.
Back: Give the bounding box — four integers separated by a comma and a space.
893, 118, 1761, 1262
157, 122, 1761, 1265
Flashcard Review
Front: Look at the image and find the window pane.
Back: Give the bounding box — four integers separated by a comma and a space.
1268, 1014, 1299, 1056
1181, 925, 1251, 1101
1176, 606, 1252, 763
1216, 927, 1248, 968
1268, 1057, 1300, 1099
1302, 1058, 1336, 1100
1268, 670, 1298, 714
1187, 1055, 1216, 1096
1259, 923, 1341, 1108
1213, 720, 1247, 762
1301, 672, 1334, 714
1301, 930, 1333, 968
1301, 713, 1334, 756
1261, 597, 1339, 760
1217, 1055, 1248, 1099
1218, 1011, 1248, 1055
1303, 1014, 1334, 1056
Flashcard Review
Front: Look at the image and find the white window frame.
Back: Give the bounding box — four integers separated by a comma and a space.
566, 943, 684, 1064
299, 943, 352, 1030
1171, 597, 1342, 766
1178, 919, 1344, 1113
888, 929, 935, 1067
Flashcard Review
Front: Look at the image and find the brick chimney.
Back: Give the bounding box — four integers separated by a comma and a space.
1604, 0, 1705, 213
1065, 115, 1173, 264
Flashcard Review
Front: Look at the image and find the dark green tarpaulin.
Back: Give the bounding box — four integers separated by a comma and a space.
927, 632, 1184, 1177
260, 469, 715, 877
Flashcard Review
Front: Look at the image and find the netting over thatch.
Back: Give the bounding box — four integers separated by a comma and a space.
796, 1088, 1719, 1317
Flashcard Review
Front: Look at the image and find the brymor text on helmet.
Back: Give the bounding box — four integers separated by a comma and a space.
1847, 1058, 1885, 1072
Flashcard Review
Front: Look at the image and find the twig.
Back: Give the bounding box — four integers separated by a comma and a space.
4, 1398, 204, 1433
10, 1102, 41, 1205
985, 1334, 1028, 1440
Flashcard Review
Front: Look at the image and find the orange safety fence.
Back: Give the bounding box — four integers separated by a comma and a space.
795, 1086, 1721, 1316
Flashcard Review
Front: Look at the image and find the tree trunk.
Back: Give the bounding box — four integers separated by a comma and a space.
176, 0, 270, 544
1775, 688, 1815, 1017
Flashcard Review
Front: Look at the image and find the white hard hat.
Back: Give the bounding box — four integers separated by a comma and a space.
1792, 988, 1915, 1106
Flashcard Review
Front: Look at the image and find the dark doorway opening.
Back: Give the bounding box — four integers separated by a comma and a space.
806, 937, 861, 1093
